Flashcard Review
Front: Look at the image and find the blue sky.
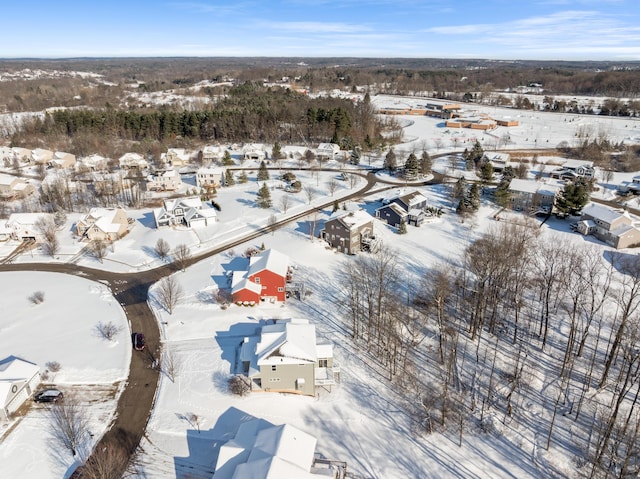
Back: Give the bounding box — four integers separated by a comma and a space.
2, 0, 639, 60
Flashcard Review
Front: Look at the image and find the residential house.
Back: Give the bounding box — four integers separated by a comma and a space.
30, 148, 54, 165
5, 213, 50, 241
239, 318, 337, 396
118, 152, 148, 170
231, 249, 291, 303
153, 196, 217, 228
375, 189, 429, 227
163, 148, 192, 168
48, 151, 76, 169
201, 145, 227, 163
577, 202, 640, 249
146, 169, 182, 191
320, 209, 377, 254
550, 159, 595, 180
11, 147, 32, 164
213, 418, 332, 479
78, 154, 109, 172
315, 143, 340, 161
508, 178, 562, 212
242, 143, 266, 161
196, 167, 224, 190
486, 152, 510, 172
0, 356, 41, 422
0, 174, 35, 200
75, 207, 129, 242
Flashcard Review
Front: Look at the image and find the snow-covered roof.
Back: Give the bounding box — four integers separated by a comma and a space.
0, 356, 40, 381
231, 272, 262, 296
508, 178, 540, 194
6, 213, 48, 227
163, 196, 202, 211
255, 318, 318, 366
248, 249, 289, 278
0, 173, 18, 186
398, 190, 428, 208
214, 420, 320, 479
197, 167, 223, 175
561, 158, 594, 169
328, 209, 373, 230
581, 202, 627, 224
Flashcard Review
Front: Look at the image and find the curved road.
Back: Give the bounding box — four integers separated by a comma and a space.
0, 167, 444, 476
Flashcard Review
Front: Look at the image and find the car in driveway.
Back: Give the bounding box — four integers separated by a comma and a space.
34, 388, 64, 403
133, 332, 146, 351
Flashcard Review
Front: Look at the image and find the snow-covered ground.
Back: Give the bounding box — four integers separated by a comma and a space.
0, 272, 130, 478
1, 96, 640, 478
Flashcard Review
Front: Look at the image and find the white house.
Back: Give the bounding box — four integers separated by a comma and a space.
213, 418, 327, 479
164, 148, 192, 167
0, 356, 41, 422
5, 213, 50, 241
201, 145, 228, 163
196, 167, 224, 190
315, 143, 341, 161
78, 154, 109, 172
30, 148, 54, 165
48, 151, 76, 169
119, 152, 148, 170
146, 169, 182, 191
242, 143, 266, 161
508, 179, 562, 212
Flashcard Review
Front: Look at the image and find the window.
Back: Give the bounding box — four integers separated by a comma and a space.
318, 359, 328, 368
277, 287, 284, 292
271, 365, 277, 371
254, 277, 260, 284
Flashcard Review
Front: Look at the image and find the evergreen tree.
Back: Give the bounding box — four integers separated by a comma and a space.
404, 153, 419, 179
238, 171, 249, 184
480, 161, 494, 183
384, 148, 397, 171
420, 151, 432, 175
332, 199, 339, 213
256, 183, 272, 208
257, 160, 270, 181
224, 169, 235, 186
350, 147, 361, 165
222, 150, 234, 166
271, 142, 282, 161
494, 179, 512, 208
468, 183, 481, 210
453, 176, 467, 201
398, 219, 408, 234
555, 180, 590, 215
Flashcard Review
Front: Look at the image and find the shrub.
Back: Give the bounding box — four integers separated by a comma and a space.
229, 375, 251, 396
29, 291, 45, 304
46, 361, 62, 373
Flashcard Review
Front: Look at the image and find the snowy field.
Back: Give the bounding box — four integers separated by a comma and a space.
1, 97, 640, 477
0, 272, 130, 478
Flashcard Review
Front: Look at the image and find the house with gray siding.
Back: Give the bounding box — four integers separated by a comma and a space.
320, 209, 377, 254
240, 318, 338, 396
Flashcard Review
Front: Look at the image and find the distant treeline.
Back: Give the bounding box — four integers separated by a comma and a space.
28, 82, 379, 147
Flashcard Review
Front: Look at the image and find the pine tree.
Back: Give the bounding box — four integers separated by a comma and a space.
468, 183, 481, 210
404, 153, 419, 179
224, 169, 235, 186
256, 183, 272, 208
222, 150, 234, 166
332, 200, 339, 213
555, 180, 590, 216
480, 161, 494, 183
453, 177, 467, 201
384, 149, 397, 171
271, 142, 282, 161
257, 160, 270, 181
238, 171, 248, 184
398, 219, 408, 234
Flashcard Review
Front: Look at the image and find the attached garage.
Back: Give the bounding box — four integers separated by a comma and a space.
0, 357, 41, 422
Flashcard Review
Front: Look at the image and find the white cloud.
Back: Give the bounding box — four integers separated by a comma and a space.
260, 21, 373, 34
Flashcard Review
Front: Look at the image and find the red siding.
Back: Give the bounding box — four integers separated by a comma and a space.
249, 270, 286, 302
233, 288, 261, 303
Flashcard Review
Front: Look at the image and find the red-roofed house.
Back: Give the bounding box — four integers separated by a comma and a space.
232, 249, 291, 303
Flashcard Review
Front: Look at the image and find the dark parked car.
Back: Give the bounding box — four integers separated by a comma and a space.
133, 332, 146, 351
34, 389, 64, 403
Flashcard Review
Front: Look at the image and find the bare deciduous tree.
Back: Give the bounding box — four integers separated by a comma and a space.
327, 178, 339, 196
29, 291, 45, 304
78, 441, 130, 479
156, 275, 184, 315
94, 321, 123, 341
89, 240, 108, 263
154, 238, 170, 260
35, 216, 59, 257
229, 375, 251, 396
303, 184, 315, 204
173, 243, 191, 271
279, 194, 291, 214
159, 349, 180, 382
49, 394, 90, 458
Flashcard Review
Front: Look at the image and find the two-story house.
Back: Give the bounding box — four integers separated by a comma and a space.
1, 356, 41, 422
196, 167, 224, 190
153, 196, 217, 228
0, 174, 35, 200
375, 189, 429, 227
239, 318, 337, 396
118, 152, 149, 170
146, 169, 182, 191
75, 207, 129, 242
320, 209, 376, 254
577, 202, 640, 249
508, 178, 562, 212
231, 249, 291, 303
